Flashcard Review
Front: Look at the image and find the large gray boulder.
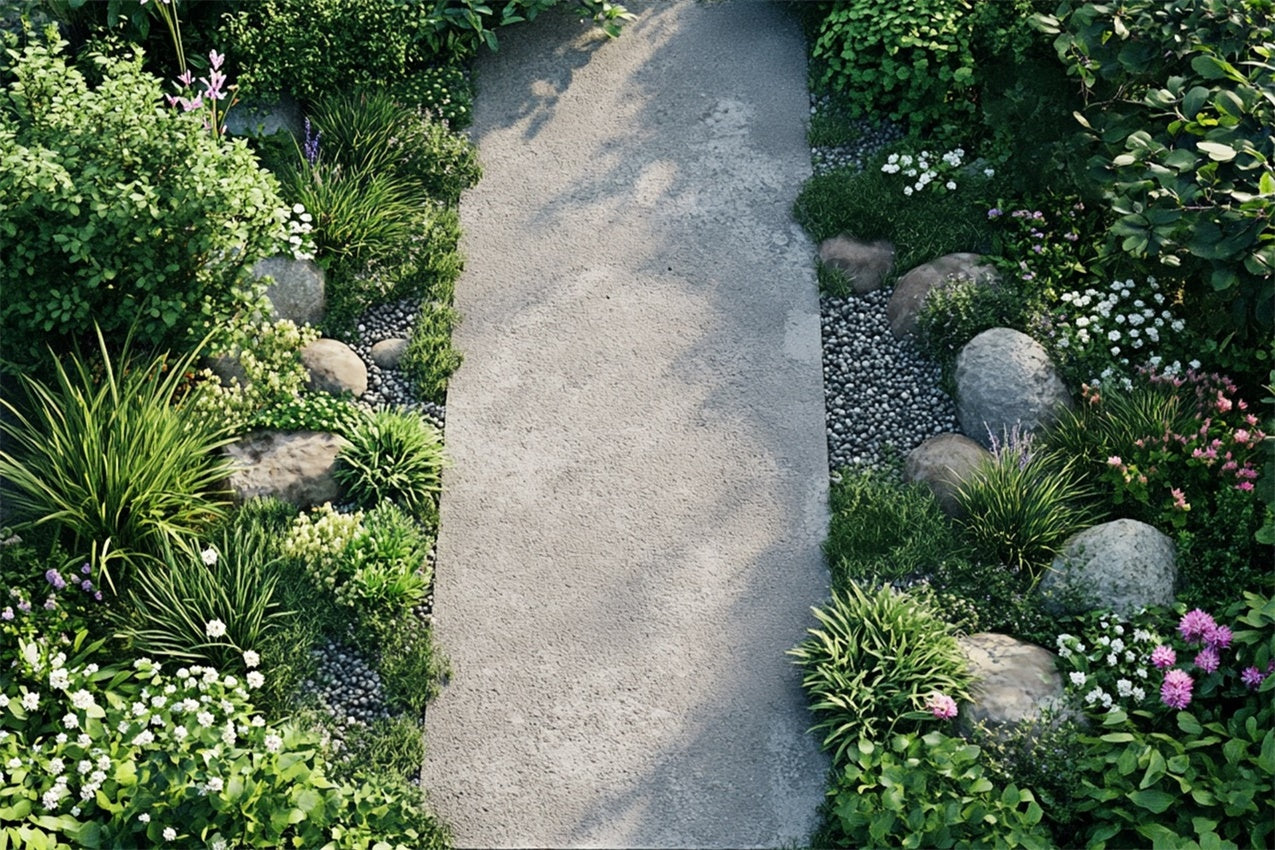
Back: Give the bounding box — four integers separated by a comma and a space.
225, 431, 350, 508
253, 256, 325, 328
955, 328, 1072, 448
1041, 519, 1177, 616
817, 235, 894, 294
904, 433, 992, 517
887, 253, 998, 339
957, 632, 1066, 736
301, 338, 368, 397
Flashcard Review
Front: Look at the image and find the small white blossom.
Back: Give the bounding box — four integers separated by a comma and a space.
200, 548, 218, 567
205, 620, 227, 639
242, 650, 260, 668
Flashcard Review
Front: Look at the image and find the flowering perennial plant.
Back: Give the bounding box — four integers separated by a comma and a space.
1056, 611, 1159, 714
166, 49, 236, 138
1049, 276, 1195, 389
880, 148, 991, 197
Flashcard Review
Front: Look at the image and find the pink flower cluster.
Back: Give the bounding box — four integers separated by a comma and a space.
165, 50, 234, 136
1151, 608, 1263, 710
925, 691, 959, 720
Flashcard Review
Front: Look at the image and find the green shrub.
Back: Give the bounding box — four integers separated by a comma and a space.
954, 429, 1097, 580
915, 275, 1033, 392
1176, 484, 1274, 611
819, 732, 1053, 850
112, 525, 291, 672
336, 714, 427, 784
381, 64, 475, 129
0, 612, 449, 848
925, 557, 1073, 647
824, 467, 963, 586
792, 158, 994, 273
309, 88, 480, 207
788, 581, 973, 764
376, 614, 445, 716
335, 408, 447, 523
0, 29, 290, 370
0, 328, 235, 596
1035, 0, 1274, 386
810, 0, 982, 136
403, 302, 464, 405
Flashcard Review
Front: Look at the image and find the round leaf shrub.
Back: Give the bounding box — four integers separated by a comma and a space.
0, 30, 292, 369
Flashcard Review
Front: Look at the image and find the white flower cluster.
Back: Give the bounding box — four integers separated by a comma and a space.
282, 503, 367, 593
276, 202, 317, 262
1054, 277, 1196, 389
880, 148, 994, 197
1057, 613, 1160, 714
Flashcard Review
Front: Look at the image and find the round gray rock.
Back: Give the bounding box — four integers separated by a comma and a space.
370, 338, 410, 370
301, 338, 368, 397
904, 432, 992, 517
817, 235, 894, 294
1041, 518, 1177, 616
957, 632, 1066, 735
253, 255, 326, 328
225, 430, 350, 508
887, 252, 998, 339
955, 327, 1072, 448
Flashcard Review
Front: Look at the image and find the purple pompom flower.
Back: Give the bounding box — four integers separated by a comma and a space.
1160, 669, 1194, 710
1241, 666, 1266, 690
1193, 645, 1220, 674
1150, 645, 1176, 669
925, 691, 958, 720
1178, 609, 1216, 644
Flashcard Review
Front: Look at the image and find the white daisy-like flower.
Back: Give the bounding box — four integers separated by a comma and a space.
1069, 671, 1087, 686
205, 620, 227, 639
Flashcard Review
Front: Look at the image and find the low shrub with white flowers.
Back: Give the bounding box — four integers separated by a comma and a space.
880, 147, 993, 197
1055, 610, 1161, 715
1047, 276, 1198, 389
0, 598, 447, 848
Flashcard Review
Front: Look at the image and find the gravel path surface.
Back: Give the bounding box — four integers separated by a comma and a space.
422, 2, 830, 846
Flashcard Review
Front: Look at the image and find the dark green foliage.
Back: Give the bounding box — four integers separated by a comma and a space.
1175, 485, 1275, 612
915, 277, 1034, 392
309, 88, 480, 208
789, 581, 974, 763
336, 715, 427, 784
334, 409, 447, 524
403, 303, 464, 406
0, 30, 288, 370
247, 391, 366, 438
375, 613, 445, 716
380, 64, 475, 129
824, 467, 963, 587
1037, 0, 1275, 387
792, 164, 994, 273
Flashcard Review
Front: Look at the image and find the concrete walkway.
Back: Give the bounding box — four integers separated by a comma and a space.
423, 2, 830, 846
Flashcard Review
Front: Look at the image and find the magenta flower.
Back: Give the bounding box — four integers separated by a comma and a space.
1178, 609, 1217, 644
1150, 645, 1177, 669
1160, 669, 1194, 709
1241, 667, 1266, 690
1205, 624, 1232, 650
1193, 646, 1220, 674
925, 692, 958, 720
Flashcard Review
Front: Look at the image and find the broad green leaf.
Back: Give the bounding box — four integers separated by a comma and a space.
1129, 788, 1175, 814
1182, 85, 1211, 117
1197, 141, 1237, 162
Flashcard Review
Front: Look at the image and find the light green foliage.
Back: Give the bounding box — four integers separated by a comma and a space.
245, 390, 365, 438
810, 0, 980, 135
377, 614, 444, 716
335, 408, 447, 524
0, 611, 448, 848
310, 88, 481, 208
188, 318, 321, 435
1035, 0, 1274, 383
403, 303, 464, 406
821, 732, 1053, 850
824, 467, 963, 586
112, 526, 291, 672
954, 432, 1097, 580
382, 64, 475, 129
0, 329, 235, 596
0, 29, 290, 369
281, 503, 366, 596
337, 714, 427, 784
789, 581, 973, 763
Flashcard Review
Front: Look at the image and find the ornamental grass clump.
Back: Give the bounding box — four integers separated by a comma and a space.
954, 427, 1098, 581
788, 581, 973, 765
334, 408, 447, 525
0, 327, 235, 596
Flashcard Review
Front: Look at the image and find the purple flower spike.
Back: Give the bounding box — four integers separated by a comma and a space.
1178, 609, 1216, 644
303, 118, 321, 166
45, 569, 66, 590
1160, 669, 1194, 709
1150, 645, 1176, 669
1193, 646, 1220, 674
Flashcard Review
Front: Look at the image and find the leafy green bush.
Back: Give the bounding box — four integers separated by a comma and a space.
112, 526, 291, 672
382, 64, 475, 129
0, 328, 235, 596
377, 613, 445, 716
819, 732, 1053, 850
309, 88, 480, 207
0, 29, 290, 369
954, 429, 1097, 580
792, 156, 994, 273
809, 0, 982, 135
1035, 0, 1274, 386
0, 609, 449, 848
915, 275, 1032, 391
789, 581, 973, 764
824, 467, 963, 586
335, 408, 447, 523
403, 302, 464, 405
